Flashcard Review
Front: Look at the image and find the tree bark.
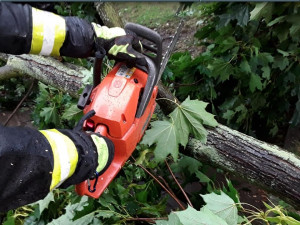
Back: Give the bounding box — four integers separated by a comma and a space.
188, 125, 300, 208
94, 2, 124, 28
3, 55, 89, 97
1, 53, 300, 208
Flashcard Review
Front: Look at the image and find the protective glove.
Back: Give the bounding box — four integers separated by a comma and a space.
92, 23, 147, 68
55, 129, 114, 189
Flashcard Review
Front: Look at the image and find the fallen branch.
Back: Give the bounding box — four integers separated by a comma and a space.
1, 53, 299, 208
0, 65, 21, 80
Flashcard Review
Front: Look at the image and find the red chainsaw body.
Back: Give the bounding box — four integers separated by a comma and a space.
75, 62, 157, 198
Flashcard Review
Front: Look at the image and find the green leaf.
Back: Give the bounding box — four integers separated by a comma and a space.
250, 3, 273, 23
72, 212, 95, 225
171, 155, 202, 174
141, 120, 179, 161
62, 104, 83, 120
208, 59, 234, 81
235, 104, 248, 124
48, 196, 90, 225
240, 60, 251, 74
96, 211, 116, 219
217, 4, 249, 28
195, 171, 211, 183
40, 107, 59, 124
267, 16, 285, 26
274, 25, 290, 43
135, 149, 151, 165
262, 66, 271, 79
48, 203, 77, 224
136, 190, 148, 203
277, 49, 290, 57
257, 53, 274, 65
175, 206, 228, 225
201, 191, 238, 225
170, 105, 190, 148
273, 57, 289, 71
156, 213, 182, 225
249, 73, 262, 92
37, 191, 54, 214
223, 110, 235, 123
220, 37, 236, 53
3, 211, 15, 225
174, 97, 218, 140
222, 179, 240, 204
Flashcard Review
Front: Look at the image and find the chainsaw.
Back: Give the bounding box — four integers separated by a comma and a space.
75, 23, 163, 198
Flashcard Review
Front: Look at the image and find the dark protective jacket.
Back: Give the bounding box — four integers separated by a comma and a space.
0, 3, 112, 212
0, 2, 95, 58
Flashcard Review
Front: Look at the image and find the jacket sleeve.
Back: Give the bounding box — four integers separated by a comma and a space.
0, 125, 99, 212
0, 2, 95, 58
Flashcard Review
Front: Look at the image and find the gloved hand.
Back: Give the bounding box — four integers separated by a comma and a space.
92, 23, 147, 68
57, 110, 114, 188
0, 122, 114, 212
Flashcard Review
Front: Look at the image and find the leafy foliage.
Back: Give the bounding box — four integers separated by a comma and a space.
163, 2, 300, 141
0, 77, 34, 110
32, 82, 82, 129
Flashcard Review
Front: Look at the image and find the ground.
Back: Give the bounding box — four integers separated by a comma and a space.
114, 2, 204, 58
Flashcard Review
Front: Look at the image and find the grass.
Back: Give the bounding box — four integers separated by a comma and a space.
113, 2, 180, 28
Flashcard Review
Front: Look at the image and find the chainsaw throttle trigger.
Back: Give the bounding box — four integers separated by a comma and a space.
93, 47, 106, 87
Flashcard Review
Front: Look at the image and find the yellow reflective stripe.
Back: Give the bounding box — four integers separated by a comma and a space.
40, 129, 78, 190
30, 8, 66, 56
40, 130, 61, 190
50, 129, 78, 177
91, 135, 109, 172
108, 43, 135, 57
51, 15, 66, 56
30, 8, 44, 54
92, 23, 126, 40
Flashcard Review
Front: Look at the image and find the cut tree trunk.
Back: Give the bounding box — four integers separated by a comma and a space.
1, 54, 299, 208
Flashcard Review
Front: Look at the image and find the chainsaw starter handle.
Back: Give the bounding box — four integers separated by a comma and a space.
125, 23, 162, 118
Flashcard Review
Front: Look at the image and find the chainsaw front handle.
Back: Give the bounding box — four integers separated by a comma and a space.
125, 23, 162, 118
125, 22, 162, 73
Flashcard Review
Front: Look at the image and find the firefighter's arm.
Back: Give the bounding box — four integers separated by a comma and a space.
0, 125, 114, 212
0, 2, 145, 65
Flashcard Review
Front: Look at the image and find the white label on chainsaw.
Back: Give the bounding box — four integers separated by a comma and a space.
116, 65, 135, 79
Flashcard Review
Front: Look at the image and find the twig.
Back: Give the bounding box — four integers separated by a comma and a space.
126, 217, 168, 223
158, 175, 176, 196
3, 80, 35, 126
165, 160, 194, 207
173, 78, 203, 88
131, 157, 186, 210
